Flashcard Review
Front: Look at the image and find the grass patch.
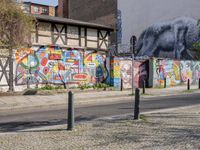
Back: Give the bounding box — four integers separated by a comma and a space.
141, 93, 154, 96
182, 89, 198, 93
154, 86, 164, 89
79, 83, 110, 90
140, 114, 147, 122
38, 85, 64, 91
119, 120, 134, 127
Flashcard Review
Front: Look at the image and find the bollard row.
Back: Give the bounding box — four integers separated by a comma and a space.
134, 88, 140, 120
67, 91, 74, 131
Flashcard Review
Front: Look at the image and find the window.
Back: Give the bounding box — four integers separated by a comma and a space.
33, 6, 39, 13
42, 8, 48, 15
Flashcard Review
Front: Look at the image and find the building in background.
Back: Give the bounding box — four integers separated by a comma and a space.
57, 0, 117, 44
19, 1, 56, 16
56, 0, 69, 18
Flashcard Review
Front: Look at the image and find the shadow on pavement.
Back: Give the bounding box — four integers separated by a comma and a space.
0, 115, 98, 133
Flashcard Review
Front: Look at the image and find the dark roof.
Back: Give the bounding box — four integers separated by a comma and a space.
31, 14, 114, 31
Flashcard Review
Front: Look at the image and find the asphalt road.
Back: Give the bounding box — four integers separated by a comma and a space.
0, 93, 200, 132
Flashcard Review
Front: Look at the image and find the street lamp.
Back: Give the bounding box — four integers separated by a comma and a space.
130, 35, 137, 95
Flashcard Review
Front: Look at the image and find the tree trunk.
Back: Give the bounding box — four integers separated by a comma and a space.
8, 47, 14, 92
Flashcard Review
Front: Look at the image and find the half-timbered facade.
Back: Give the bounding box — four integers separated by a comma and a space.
0, 14, 113, 91
31, 14, 113, 51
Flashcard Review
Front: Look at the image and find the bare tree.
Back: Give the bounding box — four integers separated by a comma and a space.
190, 20, 200, 60
0, 0, 34, 91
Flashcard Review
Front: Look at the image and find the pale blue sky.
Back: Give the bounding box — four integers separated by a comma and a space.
24, 0, 58, 6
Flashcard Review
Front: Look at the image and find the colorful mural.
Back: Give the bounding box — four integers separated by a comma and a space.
134, 61, 148, 88
110, 57, 121, 89
15, 47, 200, 89
84, 52, 108, 84
180, 61, 200, 84
120, 60, 132, 89
150, 58, 200, 87
152, 59, 181, 87
110, 57, 148, 89
15, 46, 108, 86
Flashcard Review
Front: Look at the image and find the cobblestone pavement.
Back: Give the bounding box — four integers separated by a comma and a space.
0, 105, 200, 150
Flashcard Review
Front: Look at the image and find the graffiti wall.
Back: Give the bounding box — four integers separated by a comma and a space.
134, 61, 148, 88
180, 61, 200, 84
14, 46, 200, 89
15, 46, 108, 86
110, 57, 148, 89
150, 58, 200, 87
120, 60, 132, 89
110, 57, 121, 89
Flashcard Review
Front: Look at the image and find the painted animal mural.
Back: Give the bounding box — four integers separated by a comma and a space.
15, 46, 108, 86
136, 17, 200, 59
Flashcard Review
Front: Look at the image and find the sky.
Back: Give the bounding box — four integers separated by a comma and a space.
24, 0, 58, 6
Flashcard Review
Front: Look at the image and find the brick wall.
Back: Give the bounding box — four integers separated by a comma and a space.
68, 0, 117, 27
57, 0, 69, 18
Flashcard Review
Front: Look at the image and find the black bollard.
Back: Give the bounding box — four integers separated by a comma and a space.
142, 80, 145, 94
134, 88, 140, 120
187, 79, 190, 90
121, 78, 123, 91
67, 91, 74, 130
164, 78, 167, 88
199, 78, 200, 89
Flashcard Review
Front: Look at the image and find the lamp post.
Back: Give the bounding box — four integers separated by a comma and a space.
130, 35, 137, 95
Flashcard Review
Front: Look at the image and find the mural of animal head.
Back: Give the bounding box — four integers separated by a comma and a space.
136, 17, 200, 59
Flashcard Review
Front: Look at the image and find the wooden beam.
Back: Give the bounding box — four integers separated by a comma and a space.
78, 27, 81, 47
51, 23, 55, 44
97, 30, 100, 50
84, 28, 87, 47
35, 22, 39, 43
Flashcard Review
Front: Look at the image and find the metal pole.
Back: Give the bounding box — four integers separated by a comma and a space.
199, 78, 200, 89
164, 78, 167, 88
134, 88, 140, 120
132, 53, 134, 95
142, 80, 145, 94
121, 78, 123, 91
187, 79, 190, 90
130, 36, 137, 95
67, 91, 74, 130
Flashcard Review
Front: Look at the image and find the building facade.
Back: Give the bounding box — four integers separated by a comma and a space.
0, 14, 113, 91
20, 2, 56, 16
57, 0, 117, 28
31, 15, 112, 50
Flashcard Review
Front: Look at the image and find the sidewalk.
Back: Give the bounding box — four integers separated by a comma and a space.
0, 85, 199, 112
